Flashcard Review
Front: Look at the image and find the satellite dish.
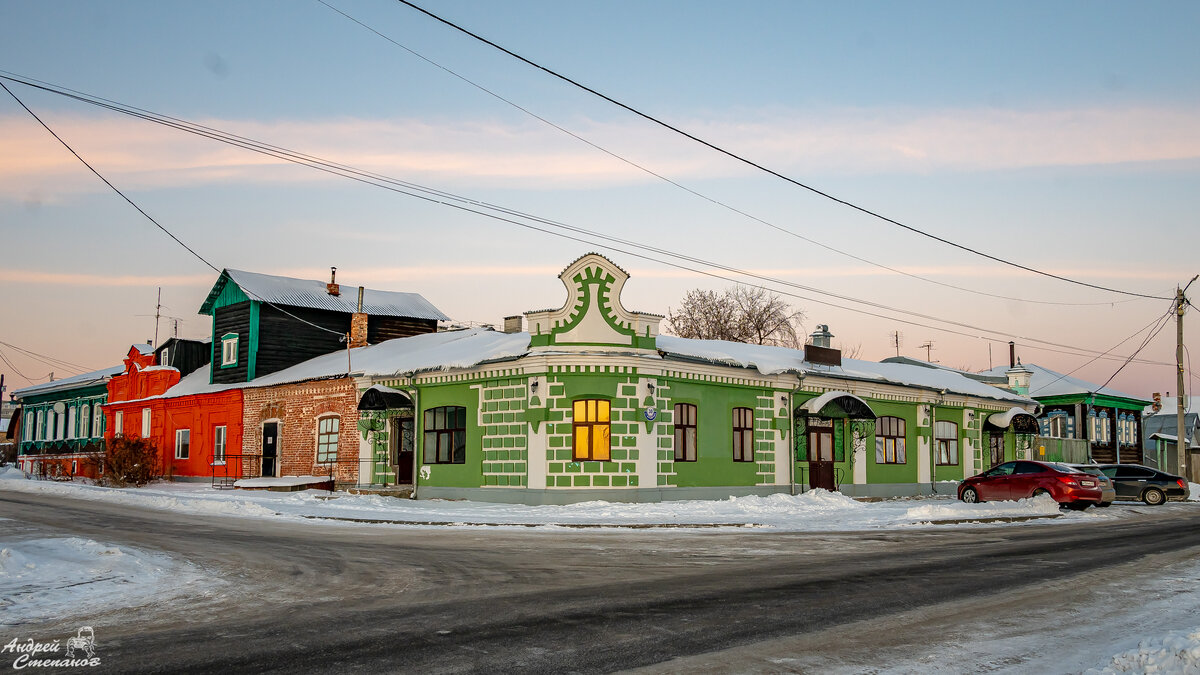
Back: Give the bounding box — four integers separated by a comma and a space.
52, 401, 67, 414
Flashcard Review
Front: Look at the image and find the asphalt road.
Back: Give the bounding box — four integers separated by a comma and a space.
3, 490, 1200, 674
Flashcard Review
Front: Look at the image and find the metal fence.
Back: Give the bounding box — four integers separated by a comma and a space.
208, 453, 263, 489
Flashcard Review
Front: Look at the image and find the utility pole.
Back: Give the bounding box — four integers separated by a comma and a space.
1178, 277, 1196, 481
153, 287, 162, 348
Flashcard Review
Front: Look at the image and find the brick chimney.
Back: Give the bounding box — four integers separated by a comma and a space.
503, 315, 524, 334
326, 266, 340, 297
349, 286, 368, 348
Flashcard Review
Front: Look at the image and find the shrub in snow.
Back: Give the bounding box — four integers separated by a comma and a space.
90, 435, 160, 487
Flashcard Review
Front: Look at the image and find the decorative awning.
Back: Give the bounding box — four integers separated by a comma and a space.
986, 407, 1040, 433
357, 384, 413, 411
799, 391, 876, 419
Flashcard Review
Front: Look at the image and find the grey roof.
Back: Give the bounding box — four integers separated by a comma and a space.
202, 269, 449, 321
881, 356, 1008, 385
12, 363, 122, 399
978, 363, 1146, 402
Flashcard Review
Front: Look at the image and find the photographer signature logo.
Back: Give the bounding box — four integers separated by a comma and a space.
2, 626, 101, 669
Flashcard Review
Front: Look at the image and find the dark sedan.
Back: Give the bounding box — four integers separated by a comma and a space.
1095, 464, 1190, 505
958, 460, 1105, 509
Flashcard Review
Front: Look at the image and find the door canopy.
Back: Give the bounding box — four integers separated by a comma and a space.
358, 384, 413, 411
798, 391, 876, 419
985, 407, 1039, 434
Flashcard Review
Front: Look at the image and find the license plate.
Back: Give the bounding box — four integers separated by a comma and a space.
1081, 480, 1095, 487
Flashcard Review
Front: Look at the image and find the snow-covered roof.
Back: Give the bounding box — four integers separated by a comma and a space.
978, 363, 1144, 401
151, 329, 530, 400
201, 269, 449, 321
656, 336, 1033, 404
133, 343, 154, 355
12, 363, 123, 399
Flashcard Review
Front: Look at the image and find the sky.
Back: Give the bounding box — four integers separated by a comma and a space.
1, 0, 1198, 401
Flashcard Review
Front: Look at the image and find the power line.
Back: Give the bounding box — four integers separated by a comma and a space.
392, 0, 1170, 302
316, 4, 1131, 310
0, 340, 90, 374
1029, 307, 1175, 396
0, 80, 349, 340
0, 73, 1173, 368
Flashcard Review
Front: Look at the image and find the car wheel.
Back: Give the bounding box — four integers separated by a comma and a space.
961, 487, 980, 504
1032, 488, 1050, 498
1142, 488, 1166, 506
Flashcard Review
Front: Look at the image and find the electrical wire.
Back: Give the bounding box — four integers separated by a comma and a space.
1, 80, 348, 340
0, 73, 1173, 367
316, 3, 1132, 309
1090, 308, 1176, 395
0, 340, 90, 374
1029, 306, 1174, 396
391, 0, 1171, 302
0, 346, 47, 385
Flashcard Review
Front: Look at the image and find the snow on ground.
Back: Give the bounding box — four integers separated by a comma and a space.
0, 466, 1144, 531
1086, 626, 1200, 674
1190, 482, 1200, 500
0, 536, 221, 627
233, 475, 333, 488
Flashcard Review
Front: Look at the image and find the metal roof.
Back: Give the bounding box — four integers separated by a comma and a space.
200, 269, 449, 321
11, 363, 123, 399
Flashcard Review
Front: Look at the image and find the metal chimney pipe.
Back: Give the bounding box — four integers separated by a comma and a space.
1009, 341, 1015, 368
357, 286, 364, 313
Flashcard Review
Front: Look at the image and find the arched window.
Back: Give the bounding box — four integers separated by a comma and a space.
24, 412, 33, 441
80, 404, 91, 438
935, 421, 959, 465
316, 415, 340, 463
93, 404, 103, 437
732, 407, 754, 462
673, 403, 697, 462
424, 406, 466, 464
572, 399, 610, 461
876, 416, 906, 464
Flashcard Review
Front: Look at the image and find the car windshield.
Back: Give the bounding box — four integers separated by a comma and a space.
1069, 465, 1104, 475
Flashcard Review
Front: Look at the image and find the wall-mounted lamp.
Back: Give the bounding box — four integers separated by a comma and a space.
646, 381, 655, 394
530, 379, 539, 392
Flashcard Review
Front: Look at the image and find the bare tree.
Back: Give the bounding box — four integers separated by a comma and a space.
667, 287, 804, 347
836, 341, 863, 359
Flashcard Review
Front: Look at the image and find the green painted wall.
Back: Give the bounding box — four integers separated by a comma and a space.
664, 378, 770, 488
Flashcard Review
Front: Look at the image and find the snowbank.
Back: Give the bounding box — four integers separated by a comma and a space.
0, 537, 220, 627
233, 475, 333, 488
1086, 626, 1200, 674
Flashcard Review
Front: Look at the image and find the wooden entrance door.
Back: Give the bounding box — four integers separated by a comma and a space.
808, 419, 836, 491
261, 422, 278, 478
989, 432, 1005, 468
392, 417, 415, 485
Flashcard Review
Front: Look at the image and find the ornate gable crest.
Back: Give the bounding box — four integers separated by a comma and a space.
525, 253, 660, 352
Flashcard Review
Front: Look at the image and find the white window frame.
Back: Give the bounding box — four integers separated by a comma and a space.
114, 410, 124, 436
93, 403, 103, 437
316, 415, 340, 463
221, 334, 239, 367
80, 403, 90, 438
160, 347, 169, 367
67, 406, 77, 440
213, 425, 227, 465
175, 428, 190, 460
141, 407, 152, 438
24, 412, 33, 441
36, 410, 44, 440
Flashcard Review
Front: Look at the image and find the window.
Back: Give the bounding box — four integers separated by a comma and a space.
876, 416, 907, 464
935, 421, 959, 465
54, 410, 64, 440
673, 403, 697, 462
141, 408, 152, 438
316, 416, 340, 463
93, 404, 103, 437
1048, 414, 1067, 438
732, 407, 755, 462
24, 412, 33, 441
67, 406, 77, 440
213, 425, 227, 464
221, 334, 238, 367
160, 347, 169, 367
80, 404, 90, 438
423, 406, 466, 464
175, 428, 190, 459
36, 410, 44, 440
114, 410, 124, 436
572, 399, 610, 461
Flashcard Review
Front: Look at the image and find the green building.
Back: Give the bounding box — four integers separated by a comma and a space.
348, 254, 1038, 503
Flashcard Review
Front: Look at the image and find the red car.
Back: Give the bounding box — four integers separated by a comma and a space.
958, 460, 1105, 510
